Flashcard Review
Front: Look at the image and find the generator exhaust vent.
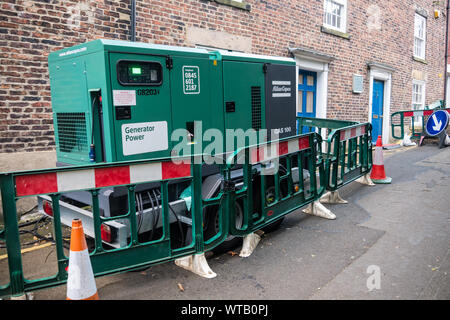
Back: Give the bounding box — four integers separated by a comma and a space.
251, 86, 262, 130
56, 112, 89, 155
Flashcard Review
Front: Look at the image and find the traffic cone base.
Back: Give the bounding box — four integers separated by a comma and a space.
67, 292, 99, 301
371, 176, 392, 184
66, 219, 99, 300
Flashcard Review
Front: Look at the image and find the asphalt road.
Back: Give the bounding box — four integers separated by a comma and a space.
2, 144, 449, 300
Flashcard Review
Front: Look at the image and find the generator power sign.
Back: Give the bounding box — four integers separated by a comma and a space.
121, 121, 168, 156
183, 66, 200, 94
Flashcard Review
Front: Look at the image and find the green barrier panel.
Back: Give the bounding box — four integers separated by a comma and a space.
297, 117, 373, 192
0, 132, 327, 299
391, 105, 450, 140
225, 132, 325, 235
0, 154, 225, 299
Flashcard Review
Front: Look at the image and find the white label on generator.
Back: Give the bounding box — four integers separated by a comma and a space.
113, 90, 136, 106
182, 66, 200, 94
122, 121, 168, 156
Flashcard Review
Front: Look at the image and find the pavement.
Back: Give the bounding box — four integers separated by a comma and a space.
1, 143, 449, 300
310, 144, 450, 299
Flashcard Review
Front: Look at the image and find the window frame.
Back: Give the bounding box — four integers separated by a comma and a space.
414, 13, 427, 60
412, 79, 426, 124
323, 0, 348, 33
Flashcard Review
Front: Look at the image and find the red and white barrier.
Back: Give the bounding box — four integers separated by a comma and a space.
339, 125, 366, 142
402, 109, 450, 117
15, 161, 191, 197
250, 136, 310, 164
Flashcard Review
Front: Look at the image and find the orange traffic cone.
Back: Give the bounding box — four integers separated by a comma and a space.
66, 219, 99, 300
370, 136, 392, 184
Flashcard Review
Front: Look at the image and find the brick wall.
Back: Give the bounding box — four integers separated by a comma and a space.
0, 0, 131, 153
135, 0, 446, 122
0, 0, 447, 153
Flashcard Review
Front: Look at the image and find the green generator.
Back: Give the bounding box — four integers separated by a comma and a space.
48, 39, 296, 165
43, 39, 299, 250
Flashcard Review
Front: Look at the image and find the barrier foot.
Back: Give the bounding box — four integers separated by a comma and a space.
438, 133, 450, 149
320, 191, 348, 204
175, 253, 217, 279
302, 201, 336, 220
9, 292, 33, 300
356, 174, 375, 186
401, 134, 416, 147
239, 232, 262, 258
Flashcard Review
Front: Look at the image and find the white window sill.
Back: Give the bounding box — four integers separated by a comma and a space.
210, 0, 251, 10
321, 26, 350, 39
413, 56, 427, 64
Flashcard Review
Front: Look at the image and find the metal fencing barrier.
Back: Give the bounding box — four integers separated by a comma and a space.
297, 117, 373, 192
0, 155, 224, 298
224, 132, 326, 236
391, 105, 450, 141
0, 132, 324, 299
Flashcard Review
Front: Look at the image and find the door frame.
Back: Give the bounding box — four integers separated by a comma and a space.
290, 48, 334, 120
368, 63, 394, 145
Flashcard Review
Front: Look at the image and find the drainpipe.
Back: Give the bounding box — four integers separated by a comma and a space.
131, 0, 136, 42
444, 0, 449, 106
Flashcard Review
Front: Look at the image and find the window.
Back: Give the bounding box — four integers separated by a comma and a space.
412, 80, 425, 123
414, 13, 426, 60
323, 0, 347, 33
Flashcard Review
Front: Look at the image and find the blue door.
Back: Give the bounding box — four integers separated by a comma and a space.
372, 80, 384, 143
297, 70, 317, 133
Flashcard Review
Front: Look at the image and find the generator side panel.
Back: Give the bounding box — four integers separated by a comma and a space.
170, 55, 224, 157
84, 51, 115, 163
222, 60, 266, 152
265, 64, 296, 140
49, 52, 103, 165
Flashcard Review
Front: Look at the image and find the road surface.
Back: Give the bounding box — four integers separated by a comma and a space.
2, 144, 449, 300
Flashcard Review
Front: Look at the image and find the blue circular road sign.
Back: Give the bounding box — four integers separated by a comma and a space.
425, 110, 449, 137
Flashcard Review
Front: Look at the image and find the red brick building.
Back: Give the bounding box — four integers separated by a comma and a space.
0, 0, 447, 154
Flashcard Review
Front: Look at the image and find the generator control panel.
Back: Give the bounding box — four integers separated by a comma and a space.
117, 60, 162, 86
